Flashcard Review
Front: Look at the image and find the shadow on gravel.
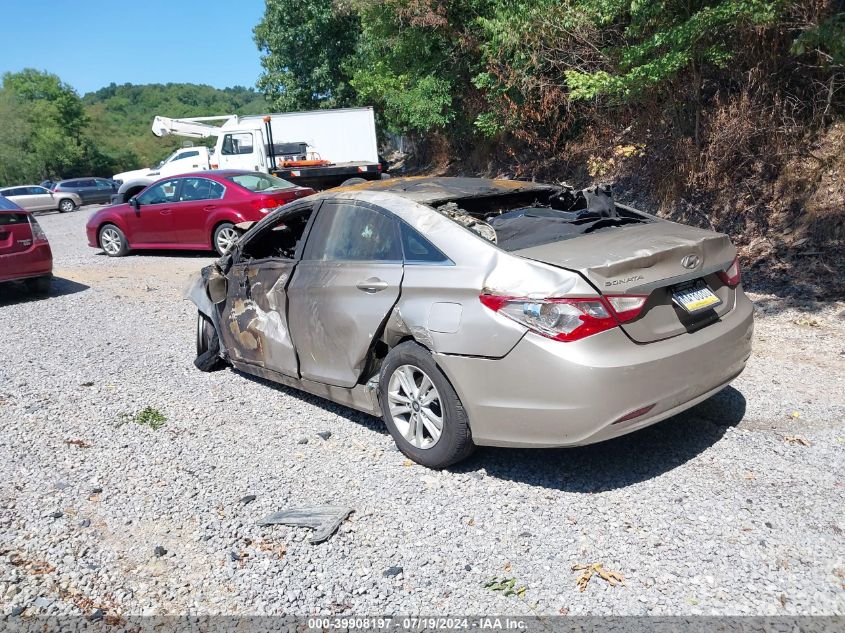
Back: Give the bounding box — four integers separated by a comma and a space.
452, 386, 747, 492
0, 277, 89, 307
235, 371, 389, 436
236, 366, 746, 490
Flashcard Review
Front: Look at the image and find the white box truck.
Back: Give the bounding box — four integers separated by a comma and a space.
151, 107, 385, 190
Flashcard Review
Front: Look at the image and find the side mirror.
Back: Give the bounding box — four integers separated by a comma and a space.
128, 197, 140, 210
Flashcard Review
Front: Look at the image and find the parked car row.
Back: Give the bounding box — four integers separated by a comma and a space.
0, 178, 119, 214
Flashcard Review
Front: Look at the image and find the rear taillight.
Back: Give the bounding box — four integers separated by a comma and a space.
250, 197, 281, 213
480, 294, 648, 342
717, 256, 741, 287
604, 295, 648, 323
29, 217, 48, 243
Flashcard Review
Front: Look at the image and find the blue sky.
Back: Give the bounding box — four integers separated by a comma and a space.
1, 0, 266, 95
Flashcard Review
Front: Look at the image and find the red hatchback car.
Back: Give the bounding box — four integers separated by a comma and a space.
86, 170, 314, 256
0, 196, 53, 294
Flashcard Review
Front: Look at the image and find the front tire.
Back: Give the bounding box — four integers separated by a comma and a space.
213, 223, 239, 256
195, 312, 225, 372
99, 224, 129, 257
379, 341, 474, 468
58, 199, 76, 213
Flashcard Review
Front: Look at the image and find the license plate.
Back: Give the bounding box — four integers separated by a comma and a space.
671, 280, 722, 313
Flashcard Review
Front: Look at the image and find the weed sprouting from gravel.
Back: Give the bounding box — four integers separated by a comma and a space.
484, 577, 527, 598
117, 407, 167, 430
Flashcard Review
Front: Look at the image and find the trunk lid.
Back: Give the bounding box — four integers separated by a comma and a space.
0, 211, 34, 256
514, 221, 737, 343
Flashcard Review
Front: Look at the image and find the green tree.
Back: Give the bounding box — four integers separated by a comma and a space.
254, 0, 360, 111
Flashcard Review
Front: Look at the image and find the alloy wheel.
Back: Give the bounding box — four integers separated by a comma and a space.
100, 228, 122, 255
387, 364, 444, 450
59, 200, 74, 212
215, 227, 239, 254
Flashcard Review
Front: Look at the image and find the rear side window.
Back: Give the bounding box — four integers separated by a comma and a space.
400, 223, 450, 264
0, 212, 29, 225
77, 179, 96, 187
179, 178, 225, 201
304, 202, 401, 262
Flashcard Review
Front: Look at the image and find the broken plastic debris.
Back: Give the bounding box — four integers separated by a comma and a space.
256, 506, 353, 544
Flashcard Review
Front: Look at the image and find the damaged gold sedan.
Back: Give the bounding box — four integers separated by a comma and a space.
187, 177, 753, 468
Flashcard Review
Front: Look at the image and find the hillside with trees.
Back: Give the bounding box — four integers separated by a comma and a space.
0, 71, 267, 185
255, 0, 844, 296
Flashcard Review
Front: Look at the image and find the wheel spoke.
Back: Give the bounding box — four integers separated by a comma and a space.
395, 367, 416, 399
388, 391, 411, 405
389, 405, 411, 416
414, 413, 423, 446
420, 410, 442, 443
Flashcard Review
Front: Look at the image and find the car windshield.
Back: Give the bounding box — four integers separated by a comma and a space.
226, 173, 296, 193
158, 150, 180, 167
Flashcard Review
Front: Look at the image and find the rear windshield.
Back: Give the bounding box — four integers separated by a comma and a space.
226, 173, 296, 193
0, 196, 24, 211
430, 186, 652, 251
0, 212, 29, 225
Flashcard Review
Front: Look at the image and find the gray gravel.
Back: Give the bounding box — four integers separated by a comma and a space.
1, 207, 844, 618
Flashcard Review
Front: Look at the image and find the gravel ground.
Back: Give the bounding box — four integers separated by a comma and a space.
1, 207, 844, 618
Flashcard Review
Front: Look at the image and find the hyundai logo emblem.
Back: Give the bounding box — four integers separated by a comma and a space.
681, 254, 701, 269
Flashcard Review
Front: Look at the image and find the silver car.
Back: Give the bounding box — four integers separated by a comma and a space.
188, 177, 753, 468
0, 185, 81, 213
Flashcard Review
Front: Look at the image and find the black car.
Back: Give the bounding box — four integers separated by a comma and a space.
53, 178, 118, 205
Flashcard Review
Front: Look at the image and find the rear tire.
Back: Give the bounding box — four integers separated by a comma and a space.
340, 177, 367, 187
213, 223, 239, 256
378, 341, 474, 469
195, 312, 226, 372
58, 199, 75, 213
26, 275, 52, 295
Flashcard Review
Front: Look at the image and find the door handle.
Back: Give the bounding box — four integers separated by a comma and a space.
159, 208, 172, 215
203, 205, 216, 211
356, 277, 388, 293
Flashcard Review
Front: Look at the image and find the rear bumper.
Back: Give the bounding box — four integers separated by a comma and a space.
434, 290, 754, 447
0, 243, 53, 283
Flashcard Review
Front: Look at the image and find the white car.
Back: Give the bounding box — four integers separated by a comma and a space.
0, 185, 81, 213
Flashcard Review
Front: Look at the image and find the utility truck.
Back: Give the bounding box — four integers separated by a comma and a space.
111, 107, 385, 204
153, 107, 384, 187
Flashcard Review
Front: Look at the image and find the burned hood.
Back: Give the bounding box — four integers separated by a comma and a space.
514, 220, 736, 295
325, 176, 561, 205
